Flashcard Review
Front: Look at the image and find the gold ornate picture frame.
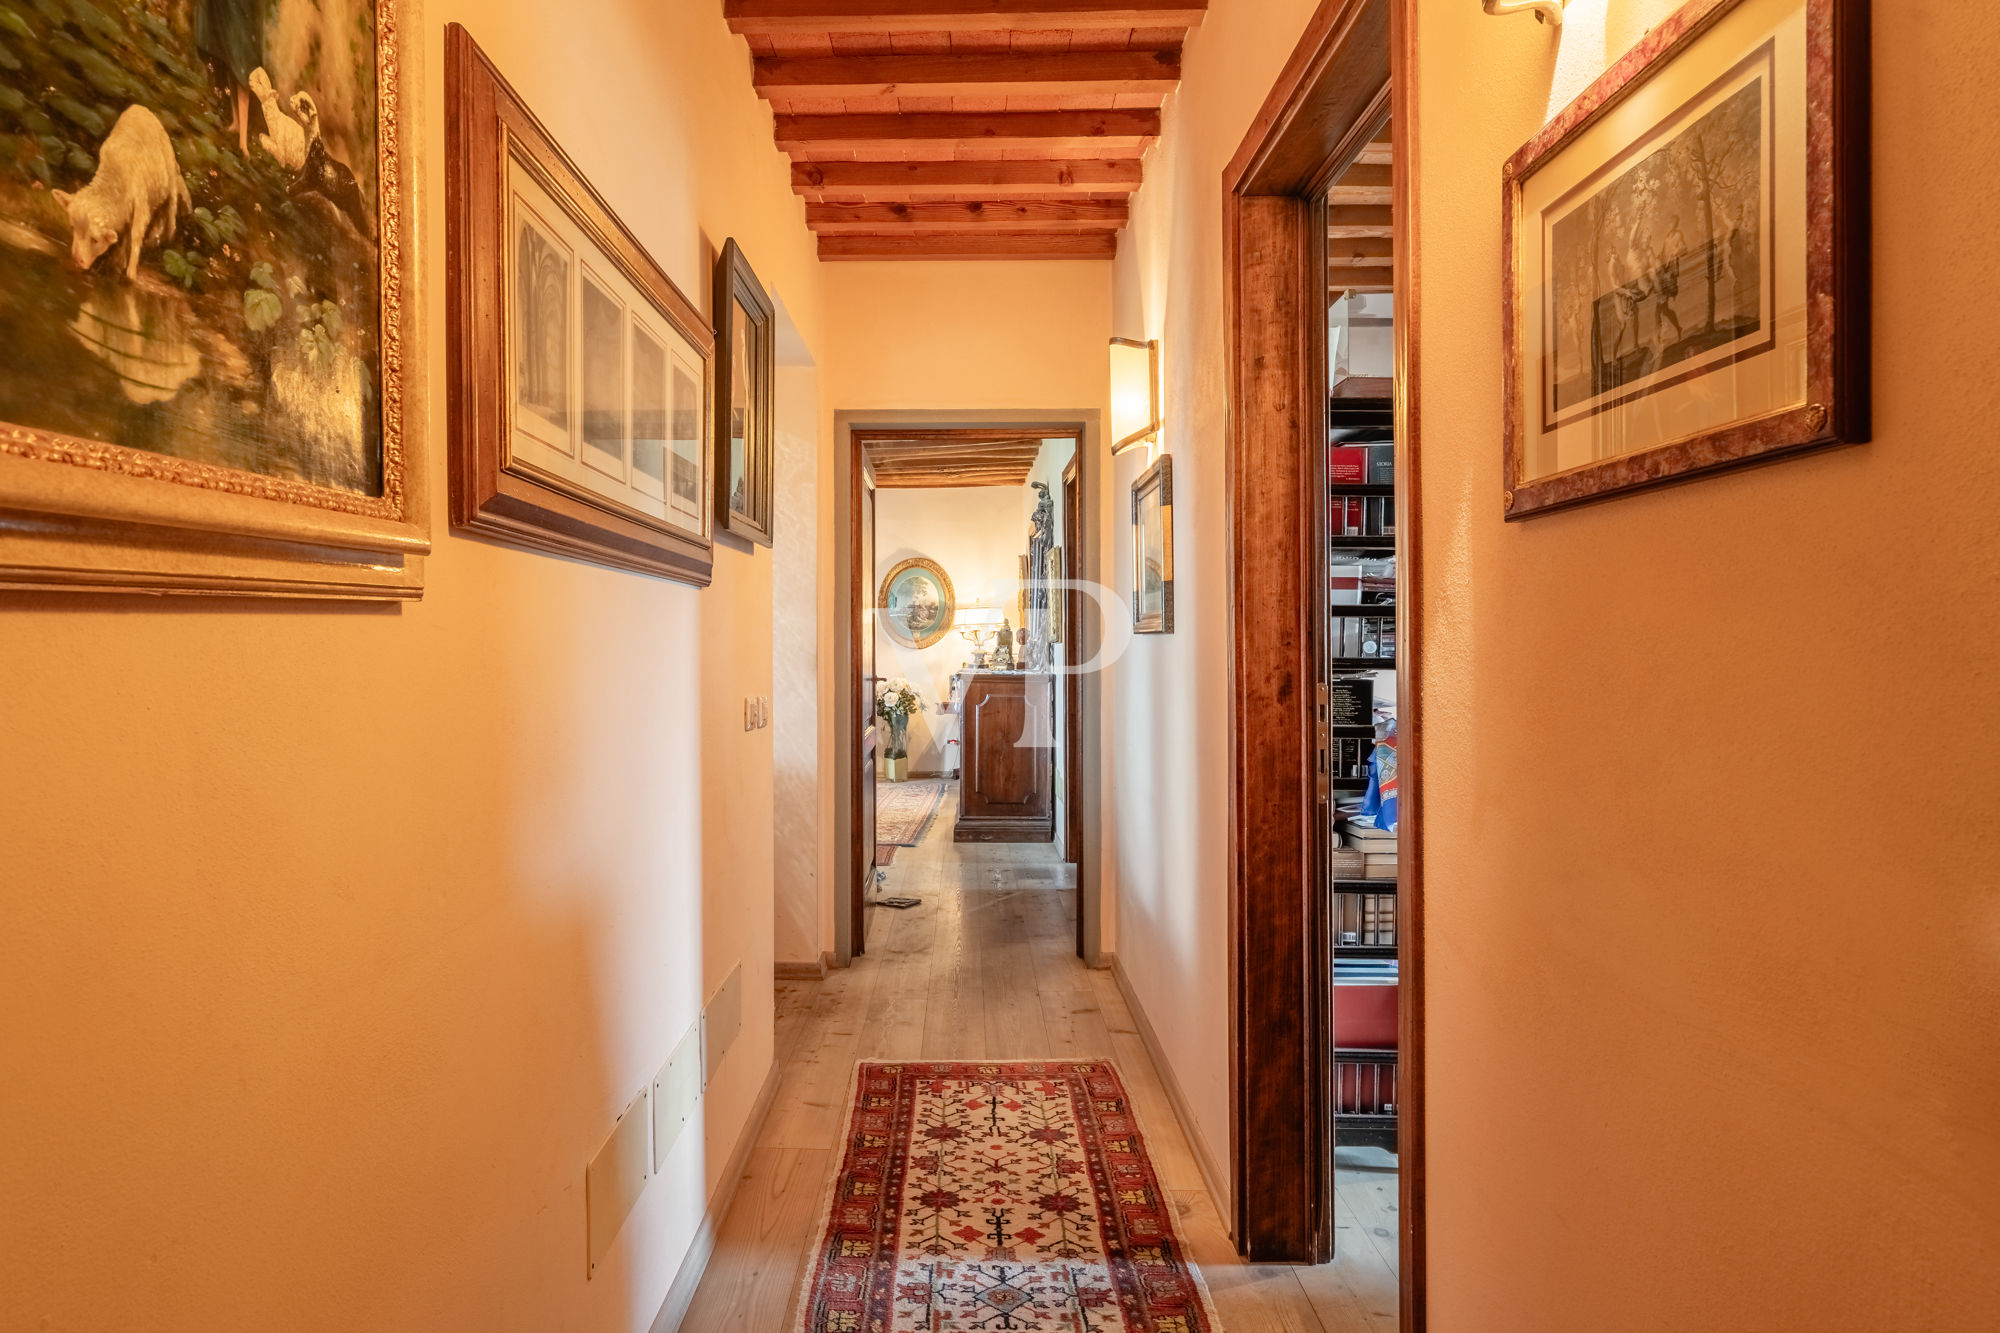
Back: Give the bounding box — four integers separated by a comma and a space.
0, 0, 424, 598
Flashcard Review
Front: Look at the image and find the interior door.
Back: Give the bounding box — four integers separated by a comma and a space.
854, 465, 877, 955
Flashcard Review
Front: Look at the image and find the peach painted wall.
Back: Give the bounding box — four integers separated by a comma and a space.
1416, 1, 2000, 1326
1108, 0, 1328, 1210
0, 4, 823, 1330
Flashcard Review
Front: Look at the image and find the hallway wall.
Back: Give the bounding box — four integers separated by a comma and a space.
1108, 0, 1328, 1214
1415, 1, 2000, 1327
0, 5, 823, 1330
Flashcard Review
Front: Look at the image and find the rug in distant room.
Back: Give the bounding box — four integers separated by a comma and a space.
791, 1060, 1223, 1333
875, 779, 946, 847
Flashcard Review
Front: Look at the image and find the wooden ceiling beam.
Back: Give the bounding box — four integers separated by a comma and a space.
820, 231, 1119, 259
793, 159, 1144, 197
875, 475, 1037, 489
1327, 205, 1393, 237
1326, 237, 1393, 265
753, 49, 1181, 99
1328, 264, 1393, 292
808, 199, 1128, 231
726, 0, 1206, 32
774, 109, 1160, 154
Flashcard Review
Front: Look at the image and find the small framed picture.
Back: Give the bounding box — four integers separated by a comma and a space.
1501, 0, 1868, 517
714, 239, 775, 546
1131, 454, 1173, 634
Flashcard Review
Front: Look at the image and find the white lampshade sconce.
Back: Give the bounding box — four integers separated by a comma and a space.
1109, 336, 1161, 457
957, 604, 1009, 667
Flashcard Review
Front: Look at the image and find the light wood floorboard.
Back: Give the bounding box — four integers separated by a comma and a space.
677, 788, 1398, 1331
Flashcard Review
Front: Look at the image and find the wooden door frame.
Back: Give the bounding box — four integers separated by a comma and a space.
1061, 455, 1084, 953
834, 411, 1106, 966
1225, 0, 1426, 1322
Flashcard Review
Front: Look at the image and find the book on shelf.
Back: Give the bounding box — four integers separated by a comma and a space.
1367, 443, 1395, 485
1362, 856, 1398, 880
1328, 445, 1369, 484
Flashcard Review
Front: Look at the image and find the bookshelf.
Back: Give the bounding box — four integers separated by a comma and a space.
1327, 387, 1399, 1155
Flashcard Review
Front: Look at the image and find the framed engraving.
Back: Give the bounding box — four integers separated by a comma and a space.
445, 24, 713, 584
0, 0, 423, 597
1131, 453, 1173, 634
714, 239, 774, 547
1501, 0, 1869, 518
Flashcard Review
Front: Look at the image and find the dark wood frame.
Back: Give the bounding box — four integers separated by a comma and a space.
714, 239, 777, 545
1500, 0, 1871, 518
445, 23, 715, 586
1129, 454, 1174, 634
1226, 4, 1430, 1320
847, 424, 1089, 958
1062, 454, 1084, 899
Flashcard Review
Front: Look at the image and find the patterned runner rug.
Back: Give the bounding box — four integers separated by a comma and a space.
792, 1060, 1222, 1333
876, 779, 947, 847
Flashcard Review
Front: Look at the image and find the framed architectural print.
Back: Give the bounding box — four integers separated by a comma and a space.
877, 556, 954, 650
1131, 453, 1173, 634
0, 0, 424, 598
1501, 0, 1869, 518
445, 25, 713, 585
713, 239, 774, 546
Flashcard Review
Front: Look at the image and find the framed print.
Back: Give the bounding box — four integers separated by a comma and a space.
1131, 454, 1173, 634
445, 25, 713, 585
713, 239, 774, 546
0, 0, 423, 598
877, 557, 954, 650
1501, 0, 1869, 518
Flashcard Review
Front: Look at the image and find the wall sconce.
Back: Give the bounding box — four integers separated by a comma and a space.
1109, 336, 1161, 457
1482, 0, 1566, 23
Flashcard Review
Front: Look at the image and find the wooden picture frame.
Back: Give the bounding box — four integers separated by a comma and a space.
0, 0, 424, 599
714, 239, 775, 547
445, 24, 714, 585
1131, 453, 1173, 634
1500, 0, 1869, 518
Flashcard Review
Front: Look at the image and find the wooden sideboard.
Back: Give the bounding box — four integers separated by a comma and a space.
952, 671, 1054, 843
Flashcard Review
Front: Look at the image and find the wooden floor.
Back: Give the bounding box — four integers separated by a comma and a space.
679, 791, 1399, 1331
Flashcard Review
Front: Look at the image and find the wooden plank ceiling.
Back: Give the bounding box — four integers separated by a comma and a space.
865, 434, 1046, 487
1328, 120, 1393, 298
725, 1, 1206, 260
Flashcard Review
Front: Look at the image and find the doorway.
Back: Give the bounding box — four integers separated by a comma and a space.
834, 413, 1106, 966
1225, 1, 1427, 1328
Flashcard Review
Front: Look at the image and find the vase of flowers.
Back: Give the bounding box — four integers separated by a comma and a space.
875, 677, 923, 782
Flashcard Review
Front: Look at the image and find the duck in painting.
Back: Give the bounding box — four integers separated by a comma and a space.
51, 106, 191, 281
248, 67, 318, 173
291, 135, 372, 241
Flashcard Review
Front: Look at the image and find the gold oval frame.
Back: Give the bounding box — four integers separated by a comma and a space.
877, 557, 956, 649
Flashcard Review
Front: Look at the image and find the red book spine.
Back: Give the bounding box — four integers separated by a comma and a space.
1327, 445, 1368, 484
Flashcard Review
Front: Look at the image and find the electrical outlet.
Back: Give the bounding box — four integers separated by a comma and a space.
701, 964, 744, 1087
585, 1087, 651, 1276
652, 1023, 702, 1170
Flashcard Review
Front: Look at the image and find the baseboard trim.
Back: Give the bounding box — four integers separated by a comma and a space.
648, 1056, 784, 1333
774, 952, 830, 980
1110, 956, 1235, 1233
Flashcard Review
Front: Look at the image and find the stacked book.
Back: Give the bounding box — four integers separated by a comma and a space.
1341, 819, 1398, 880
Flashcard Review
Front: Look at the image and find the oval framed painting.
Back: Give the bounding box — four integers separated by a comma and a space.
878, 557, 956, 649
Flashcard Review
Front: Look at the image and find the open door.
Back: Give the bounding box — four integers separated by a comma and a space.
854, 464, 877, 956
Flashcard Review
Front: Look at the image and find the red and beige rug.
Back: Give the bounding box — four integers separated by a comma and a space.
876, 779, 948, 847
792, 1060, 1222, 1332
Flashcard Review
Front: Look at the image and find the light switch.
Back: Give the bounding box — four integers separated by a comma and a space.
585, 1087, 650, 1276
701, 964, 744, 1087
653, 1023, 702, 1170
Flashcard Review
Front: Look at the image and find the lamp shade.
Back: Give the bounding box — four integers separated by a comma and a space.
1109, 337, 1160, 455
956, 605, 1007, 630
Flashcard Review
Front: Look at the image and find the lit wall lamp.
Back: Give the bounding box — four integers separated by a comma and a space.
1109, 336, 1161, 457
1482, 0, 1566, 24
